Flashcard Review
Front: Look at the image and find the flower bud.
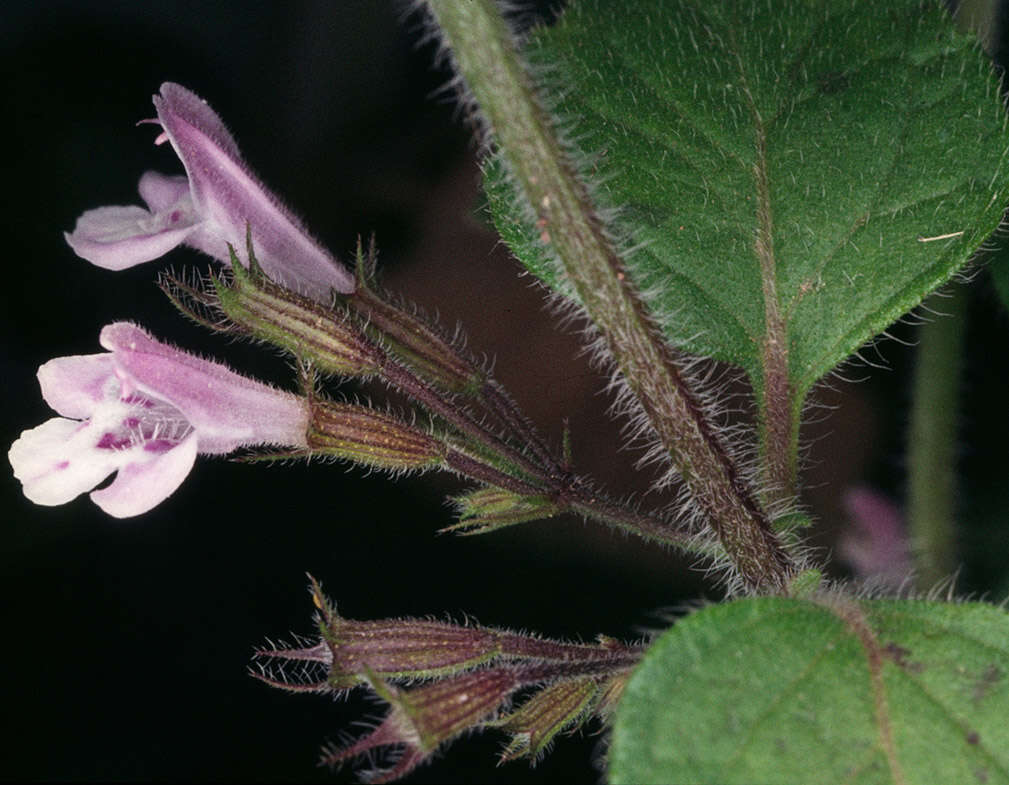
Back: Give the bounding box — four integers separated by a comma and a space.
445, 486, 561, 535
254, 579, 645, 780
323, 619, 503, 689
307, 400, 443, 471
320, 668, 520, 782
253, 614, 505, 692
594, 670, 631, 718
496, 678, 599, 762
212, 242, 380, 377
349, 242, 483, 395
253, 578, 643, 696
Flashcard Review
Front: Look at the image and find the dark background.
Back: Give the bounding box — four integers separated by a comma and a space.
4, 1, 1009, 782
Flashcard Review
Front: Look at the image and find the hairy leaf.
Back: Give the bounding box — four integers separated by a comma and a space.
486, 0, 1009, 419
608, 597, 1009, 784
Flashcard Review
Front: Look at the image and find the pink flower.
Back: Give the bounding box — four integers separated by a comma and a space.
9, 322, 309, 518
840, 487, 912, 588
65, 82, 354, 301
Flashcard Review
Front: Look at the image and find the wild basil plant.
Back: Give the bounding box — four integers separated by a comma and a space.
11, 1, 1009, 782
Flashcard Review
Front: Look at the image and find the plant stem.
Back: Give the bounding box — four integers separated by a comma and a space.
907, 286, 966, 589
423, 0, 795, 590
349, 283, 566, 477
566, 491, 723, 558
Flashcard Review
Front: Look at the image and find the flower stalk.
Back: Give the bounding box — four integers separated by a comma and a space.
163, 240, 710, 555
349, 240, 565, 476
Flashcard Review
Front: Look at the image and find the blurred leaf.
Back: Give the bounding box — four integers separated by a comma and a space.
609, 597, 1009, 784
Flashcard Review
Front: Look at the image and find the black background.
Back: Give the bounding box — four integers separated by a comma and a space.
4, 1, 1009, 782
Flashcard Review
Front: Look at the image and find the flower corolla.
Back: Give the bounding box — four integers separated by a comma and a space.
65, 82, 354, 301
9, 322, 308, 518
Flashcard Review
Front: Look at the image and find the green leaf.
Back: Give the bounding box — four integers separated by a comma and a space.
608, 597, 1009, 784
486, 0, 1009, 414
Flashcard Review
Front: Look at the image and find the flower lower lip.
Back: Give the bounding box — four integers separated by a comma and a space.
96, 433, 135, 450
143, 439, 180, 453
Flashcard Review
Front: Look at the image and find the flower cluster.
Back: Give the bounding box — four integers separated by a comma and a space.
11, 81, 682, 781
253, 578, 639, 782
11, 82, 361, 517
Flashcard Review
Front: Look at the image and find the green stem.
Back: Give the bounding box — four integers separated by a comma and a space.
423, 0, 794, 590
907, 286, 966, 589
566, 493, 723, 559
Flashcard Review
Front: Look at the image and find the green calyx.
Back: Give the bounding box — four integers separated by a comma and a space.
307, 400, 445, 471
214, 242, 380, 378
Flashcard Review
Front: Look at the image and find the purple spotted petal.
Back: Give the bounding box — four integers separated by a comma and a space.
90, 431, 199, 518
9, 417, 125, 507
10, 322, 310, 518
64, 196, 200, 271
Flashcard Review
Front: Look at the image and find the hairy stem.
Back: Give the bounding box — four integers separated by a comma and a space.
566, 492, 722, 559
362, 306, 708, 554
424, 0, 795, 590
349, 283, 566, 476
907, 287, 966, 588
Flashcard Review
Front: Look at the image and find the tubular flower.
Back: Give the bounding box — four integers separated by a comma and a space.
9, 322, 309, 518
321, 668, 521, 783
65, 82, 354, 301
